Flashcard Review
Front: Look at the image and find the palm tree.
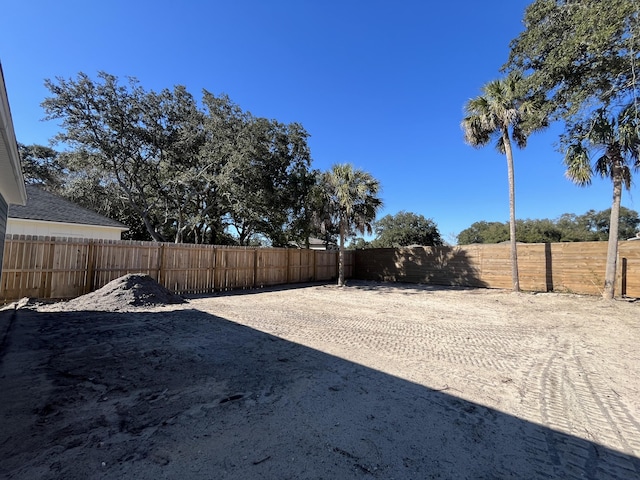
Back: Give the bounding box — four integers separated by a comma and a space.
319, 164, 383, 286
461, 73, 547, 292
564, 106, 640, 299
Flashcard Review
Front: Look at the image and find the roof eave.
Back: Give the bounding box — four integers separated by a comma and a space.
0, 63, 27, 205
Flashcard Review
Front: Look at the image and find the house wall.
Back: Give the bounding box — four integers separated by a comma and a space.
0, 194, 7, 280
7, 218, 123, 240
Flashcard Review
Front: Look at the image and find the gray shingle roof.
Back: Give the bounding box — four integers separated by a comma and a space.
8, 185, 127, 229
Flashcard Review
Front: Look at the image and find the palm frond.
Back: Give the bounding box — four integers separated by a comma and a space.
587, 109, 616, 145
594, 155, 612, 179
617, 104, 640, 164
495, 135, 506, 155
512, 124, 528, 149
564, 143, 593, 186
461, 115, 491, 147
463, 72, 547, 156
621, 165, 632, 189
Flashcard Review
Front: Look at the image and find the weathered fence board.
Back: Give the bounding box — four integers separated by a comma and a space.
314, 251, 338, 281
619, 242, 640, 297
256, 249, 287, 287
1, 235, 347, 303
288, 249, 315, 284
354, 241, 640, 297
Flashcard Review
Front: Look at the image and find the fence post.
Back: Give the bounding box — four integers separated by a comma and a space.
209, 247, 216, 293
544, 243, 553, 292
215, 246, 222, 291
621, 257, 627, 297
312, 250, 316, 281
157, 243, 165, 287
85, 239, 96, 295
253, 248, 258, 289
286, 249, 291, 285
42, 237, 55, 299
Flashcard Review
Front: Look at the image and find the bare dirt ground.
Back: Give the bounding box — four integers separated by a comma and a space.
1, 278, 639, 479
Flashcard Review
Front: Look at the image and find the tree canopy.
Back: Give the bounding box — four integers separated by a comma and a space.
18, 143, 64, 189
371, 211, 443, 248
461, 72, 547, 292
506, 0, 639, 122
317, 164, 382, 286
41, 72, 315, 245
505, 0, 640, 298
457, 208, 640, 244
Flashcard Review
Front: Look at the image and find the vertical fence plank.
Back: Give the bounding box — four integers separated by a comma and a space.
619, 241, 640, 297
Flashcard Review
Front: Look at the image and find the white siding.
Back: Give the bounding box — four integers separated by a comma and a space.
7, 218, 124, 240
0, 194, 7, 281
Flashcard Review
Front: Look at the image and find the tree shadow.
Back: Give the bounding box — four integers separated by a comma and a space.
0, 307, 638, 479
355, 246, 488, 288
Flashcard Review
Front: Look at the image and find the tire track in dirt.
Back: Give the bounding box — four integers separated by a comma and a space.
253, 308, 542, 376
523, 340, 640, 479
196, 284, 640, 479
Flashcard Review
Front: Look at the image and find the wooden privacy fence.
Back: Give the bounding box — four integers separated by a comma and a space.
354, 241, 640, 297
4, 236, 639, 302
0, 235, 353, 303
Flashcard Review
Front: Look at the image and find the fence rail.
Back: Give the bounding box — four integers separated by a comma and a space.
354, 241, 640, 297
1, 235, 353, 303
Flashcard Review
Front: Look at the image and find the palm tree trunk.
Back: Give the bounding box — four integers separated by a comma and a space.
338, 217, 345, 286
603, 164, 623, 299
502, 130, 520, 292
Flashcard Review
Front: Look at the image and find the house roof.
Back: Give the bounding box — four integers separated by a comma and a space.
289, 237, 338, 249
0, 63, 26, 205
8, 185, 128, 230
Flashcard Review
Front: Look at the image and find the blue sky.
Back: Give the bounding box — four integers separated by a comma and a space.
1, 1, 636, 243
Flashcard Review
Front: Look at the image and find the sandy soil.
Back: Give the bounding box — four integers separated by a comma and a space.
1, 278, 639, 479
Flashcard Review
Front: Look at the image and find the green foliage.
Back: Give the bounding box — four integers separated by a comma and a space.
18, 143, 65, 189
317, 164, 383, 241
457, 208, 640, 244
556, 208, 640, 241
462, 72, 548, 153
462, 73, 548, 292
506, 0, 639, 121
371, 211, 443, 248
563, 107, 639, 190
41, 72, 315, 245
42, 73, 202, 241
347, 237, 372, 250
457, 221, 510, 244
317, 163, 383, 285
562, 105, 640, 298
505, 0, 639, 298
210, 108, 315, 247
515, 219, 563, 243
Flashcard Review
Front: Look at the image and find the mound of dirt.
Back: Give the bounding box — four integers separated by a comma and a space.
45, 273, 185, 312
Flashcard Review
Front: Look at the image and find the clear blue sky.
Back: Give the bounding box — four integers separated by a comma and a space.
1, 1, 636, 243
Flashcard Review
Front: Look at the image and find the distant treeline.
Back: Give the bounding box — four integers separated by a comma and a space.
457, 207, 640, 244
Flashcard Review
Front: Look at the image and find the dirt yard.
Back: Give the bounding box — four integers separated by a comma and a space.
1, 279, 639, 479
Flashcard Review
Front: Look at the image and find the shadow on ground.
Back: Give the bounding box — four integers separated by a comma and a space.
0, 306, 638, 480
